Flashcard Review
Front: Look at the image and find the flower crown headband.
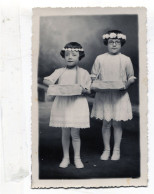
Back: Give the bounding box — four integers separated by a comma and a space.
62, 48, 84, 51
102, 32, 126, 40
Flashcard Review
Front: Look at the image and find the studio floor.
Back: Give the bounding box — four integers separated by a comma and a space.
38, 101, 140, 179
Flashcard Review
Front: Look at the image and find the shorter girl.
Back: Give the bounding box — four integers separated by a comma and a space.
43, 42, 91, 168
91, 30, 136, 160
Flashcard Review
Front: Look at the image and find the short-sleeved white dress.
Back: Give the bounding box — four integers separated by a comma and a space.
91, 53, 135, 122
44, 66, 91, 128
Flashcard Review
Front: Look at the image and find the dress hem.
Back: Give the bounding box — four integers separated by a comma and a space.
90, 115, 133, 122
49, 124, 90, 129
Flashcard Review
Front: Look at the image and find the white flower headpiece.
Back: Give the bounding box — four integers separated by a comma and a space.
102, 33, 126, 40
62, 48, 84, 51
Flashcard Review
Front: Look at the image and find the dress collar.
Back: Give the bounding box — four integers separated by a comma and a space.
66, 64, 77, 69
107, 52, 121, 56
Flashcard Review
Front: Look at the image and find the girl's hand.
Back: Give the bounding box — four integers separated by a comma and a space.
82, 88, 90, 94
119, 77, 136, 91
119, 81, 130, 91
90, 75, 97, 82
80, 85, 90, 94
119, 85, 127, 91
43, 79, 53, 86
91, 77, 96, 82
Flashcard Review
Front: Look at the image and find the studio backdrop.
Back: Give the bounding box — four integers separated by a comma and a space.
38, 15, 139, 105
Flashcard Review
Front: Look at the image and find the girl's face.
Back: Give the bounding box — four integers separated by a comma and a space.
107, 38, 122, 55
65, 50, 80, 67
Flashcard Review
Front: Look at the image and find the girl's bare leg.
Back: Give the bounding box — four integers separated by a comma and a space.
111, 120, 122, 160
101, 120, 111, 160
71, 128, 84, 168
59, 128, 71, 168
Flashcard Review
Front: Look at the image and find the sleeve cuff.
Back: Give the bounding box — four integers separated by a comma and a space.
44, 76, 50, 80
90, 74, 97, 78
128, 76, 137, 81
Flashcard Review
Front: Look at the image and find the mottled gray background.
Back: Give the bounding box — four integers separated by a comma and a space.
38, 15, 138, 104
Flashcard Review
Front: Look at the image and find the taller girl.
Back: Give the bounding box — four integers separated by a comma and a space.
91, 30, 136, 160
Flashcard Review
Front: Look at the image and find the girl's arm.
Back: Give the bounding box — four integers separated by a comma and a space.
43, 68, 63, 86
80, 70, 91, 94
125, 76, 136, 89
125, 57, 136, 89
91, 56, 100, 81
121, 57, 136, 90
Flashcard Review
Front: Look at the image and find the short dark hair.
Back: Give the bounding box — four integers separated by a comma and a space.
60, 42, 85, 60
103, 30, 126, 46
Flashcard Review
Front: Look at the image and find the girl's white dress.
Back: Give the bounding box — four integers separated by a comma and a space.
91, 53, 134, 121
44, 66, 91, 128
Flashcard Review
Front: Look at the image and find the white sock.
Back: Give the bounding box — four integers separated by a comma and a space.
102, 120, 111, 151
112, 121, 122, 151
61, 128, 71, 159
71, 128, 81, 159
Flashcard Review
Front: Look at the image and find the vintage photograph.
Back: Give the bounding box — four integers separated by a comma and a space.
32, 8, 147, 188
